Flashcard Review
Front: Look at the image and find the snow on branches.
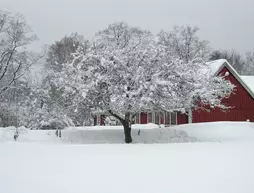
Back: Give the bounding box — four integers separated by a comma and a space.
52, 22, 234, 143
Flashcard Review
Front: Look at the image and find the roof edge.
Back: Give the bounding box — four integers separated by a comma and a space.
214, 60, 254, 99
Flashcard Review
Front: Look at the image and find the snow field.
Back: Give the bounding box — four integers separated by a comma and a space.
1, 142, 254, 193
1, 122, 254, 193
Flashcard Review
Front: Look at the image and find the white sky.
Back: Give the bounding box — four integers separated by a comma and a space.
1, 0, 254, 53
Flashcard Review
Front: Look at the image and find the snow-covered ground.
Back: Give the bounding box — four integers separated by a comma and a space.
1, 122, 254, 193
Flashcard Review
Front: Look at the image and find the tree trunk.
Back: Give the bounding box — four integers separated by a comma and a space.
123, 121, 132, 143
108, 110, 133, 143
123, 112, 132, 143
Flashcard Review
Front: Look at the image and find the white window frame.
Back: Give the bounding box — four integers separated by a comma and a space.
154, 112, 160, 125
97, 114, 100, 125
164, 111, 166, 125
152, 112, 155, 124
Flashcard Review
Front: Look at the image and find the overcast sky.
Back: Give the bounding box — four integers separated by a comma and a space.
1, 0, 254, 53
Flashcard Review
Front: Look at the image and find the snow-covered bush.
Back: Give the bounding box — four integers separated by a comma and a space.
38, 120, 66, 130
105, 116, 117, 126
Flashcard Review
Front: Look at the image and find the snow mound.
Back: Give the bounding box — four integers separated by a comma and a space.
63, 122, 254, 144
61, 126, 195, 144
0, 124, 195, 144
175, 121, 254, 142
0, 127, 60, 143
0, 127, 28, 142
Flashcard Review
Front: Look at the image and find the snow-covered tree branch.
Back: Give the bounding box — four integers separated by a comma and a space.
158, 25, 211, 62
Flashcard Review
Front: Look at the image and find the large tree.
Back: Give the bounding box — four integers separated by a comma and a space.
53, 22, 234, 143
0, 10, 45, 128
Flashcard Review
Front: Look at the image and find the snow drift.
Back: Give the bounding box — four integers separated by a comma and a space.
176, 121, 254, 142
62, 123, 195, 144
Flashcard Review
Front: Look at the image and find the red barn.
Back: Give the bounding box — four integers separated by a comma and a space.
95, 59, 254, 126
191, 59, 254, 123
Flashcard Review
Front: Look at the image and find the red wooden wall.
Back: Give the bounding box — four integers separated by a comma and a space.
193, 67, 254, 122
177, 112, 188, 124
140, 112, 148, 124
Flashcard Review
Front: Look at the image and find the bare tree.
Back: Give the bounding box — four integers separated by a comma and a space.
210, 50, 246, 74
0, 10, 40, 93
244, 52, 254, 75
158, 25, 211, 62
46, 33, 90, 72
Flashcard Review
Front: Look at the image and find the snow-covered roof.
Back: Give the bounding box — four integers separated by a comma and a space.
207, 59, 254, 99
240, 76, 254, 94
207, 59, 228, 75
